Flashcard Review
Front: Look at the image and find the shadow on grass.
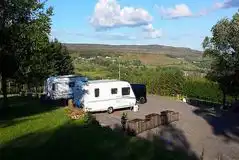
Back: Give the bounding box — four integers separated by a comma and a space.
0, 120, 199, 160
186, 98, 221, 110
0, 117, 38, 128
0, 96, 63, 127
188, 98, 239, 144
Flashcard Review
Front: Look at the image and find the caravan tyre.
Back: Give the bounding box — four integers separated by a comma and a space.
139, 97, 146, 104
107, 107, 114, 114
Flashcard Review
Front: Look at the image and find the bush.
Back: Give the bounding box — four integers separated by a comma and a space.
157, 68, 185, 96
182, 77, 222, 102
122, 67, 185, 96
121, 66, 223, 103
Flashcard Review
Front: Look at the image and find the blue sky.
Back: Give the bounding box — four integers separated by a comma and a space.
47, 0, 239, 50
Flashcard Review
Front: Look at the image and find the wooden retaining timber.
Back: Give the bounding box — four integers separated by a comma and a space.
126, 110, 179, 135
145, 113, 160, 129
127, 119, 144, 135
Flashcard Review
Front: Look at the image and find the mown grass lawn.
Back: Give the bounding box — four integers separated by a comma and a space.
0, 96, 199, 160
0, 97, 70, 145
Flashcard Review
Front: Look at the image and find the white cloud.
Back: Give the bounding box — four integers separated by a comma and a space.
142, 24, 162, 39
214, 2, 225, 9
198, 9, 210, 16
51, 28, 161, 41
198, 0, 239, 15
214, 0, 239, 9
159, 4, 193, 19
90, 0, 153, 30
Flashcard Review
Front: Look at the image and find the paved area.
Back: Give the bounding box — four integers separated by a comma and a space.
95, 95, 239, 160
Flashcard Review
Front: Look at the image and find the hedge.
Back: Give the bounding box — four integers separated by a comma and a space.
182, 77, 222, 103
0, 67, 224, 104
122, 67, 223, 103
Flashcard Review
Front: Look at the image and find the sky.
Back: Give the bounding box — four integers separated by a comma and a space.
47, 0, 239, 50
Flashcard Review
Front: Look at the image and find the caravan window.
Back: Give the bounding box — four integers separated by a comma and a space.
95, 88, 100, 97
69, 82, 75, 88
111, 88, 118, 94
122, 87, 130, 96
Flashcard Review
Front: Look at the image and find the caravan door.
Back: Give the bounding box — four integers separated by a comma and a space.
119, 87, 133, 108
109, 87, 121, 109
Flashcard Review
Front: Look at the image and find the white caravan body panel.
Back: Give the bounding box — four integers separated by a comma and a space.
44, 75, 87, 100
73, 80, 136, 112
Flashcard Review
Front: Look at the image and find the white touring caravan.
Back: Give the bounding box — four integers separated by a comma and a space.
43, 75, 88, 100
73, 80, 138, 114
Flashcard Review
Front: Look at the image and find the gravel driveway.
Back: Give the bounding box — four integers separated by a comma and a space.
95, 95, 239, 160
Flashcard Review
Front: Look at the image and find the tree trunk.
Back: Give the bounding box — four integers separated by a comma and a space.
27, 82, 31, 92
222, 90, 226, 107
234, 95, 238, 101
27, 82, 32, 98
1, 74, 8, 108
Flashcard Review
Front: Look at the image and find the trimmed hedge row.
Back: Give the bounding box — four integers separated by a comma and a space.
121, 67, 223, 103
1, 67, 223, 103
182, 77, 222, 103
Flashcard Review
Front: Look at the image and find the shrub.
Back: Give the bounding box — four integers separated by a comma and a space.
157, 68, 185, 96
182, 77, 222, 102
121, 67, 185, 96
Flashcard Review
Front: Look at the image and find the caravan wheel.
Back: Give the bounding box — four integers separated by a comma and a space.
107, 107, 114, 114
139, 97, 146, 104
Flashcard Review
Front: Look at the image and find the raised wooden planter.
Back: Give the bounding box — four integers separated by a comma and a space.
127, 119, 145, 135
160, 114, 168, 125
170, 112, 179, 122
126, 110, 180, 135
161, 110, 174, 125
145, 113, 161, 128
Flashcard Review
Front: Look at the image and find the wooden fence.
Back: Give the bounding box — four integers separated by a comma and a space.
126, 110, 179, 135
0, 81, 44, 95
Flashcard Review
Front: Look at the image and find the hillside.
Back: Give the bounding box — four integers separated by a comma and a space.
65, 43, 210, 78
65, 43, 202, 59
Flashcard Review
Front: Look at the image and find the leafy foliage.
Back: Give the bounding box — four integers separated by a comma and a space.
0, 1, 74, 107
14, 39, 74, 86
0, 0, 54, 106
202, 10, 239, 105
182, 77, 222, 102
0, 0, 53, 77
46, 39, 74, 76
74, 55, 224, 103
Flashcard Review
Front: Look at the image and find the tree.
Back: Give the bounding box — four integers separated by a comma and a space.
13, 38, 74, 93
0, 0, 53, 107
47, 39, 74, 76
202, 10, 239, 106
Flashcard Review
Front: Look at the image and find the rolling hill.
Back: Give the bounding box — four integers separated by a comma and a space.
65, 43, 209, 75
65, 43, 202, 59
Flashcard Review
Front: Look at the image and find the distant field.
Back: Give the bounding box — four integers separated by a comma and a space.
121, 54, 182, 66
65, 43, 202, 58
72, 52, 205, 72
77, 71, 111, 79
68, 43, 210, 78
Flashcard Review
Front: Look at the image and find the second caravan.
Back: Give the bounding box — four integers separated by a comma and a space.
73, 80, 137, 113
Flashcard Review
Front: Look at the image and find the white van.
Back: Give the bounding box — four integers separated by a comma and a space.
43, 75, 88, 100
73, 80, 137, 114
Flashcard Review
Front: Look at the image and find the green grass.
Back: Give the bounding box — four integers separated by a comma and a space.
74, 62, 113, 79
0, 97, 199, 160
78, 71, 111, 79
0, 97, 70, 145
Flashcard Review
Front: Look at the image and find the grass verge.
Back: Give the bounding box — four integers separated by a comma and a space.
0, 96, 199, 160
